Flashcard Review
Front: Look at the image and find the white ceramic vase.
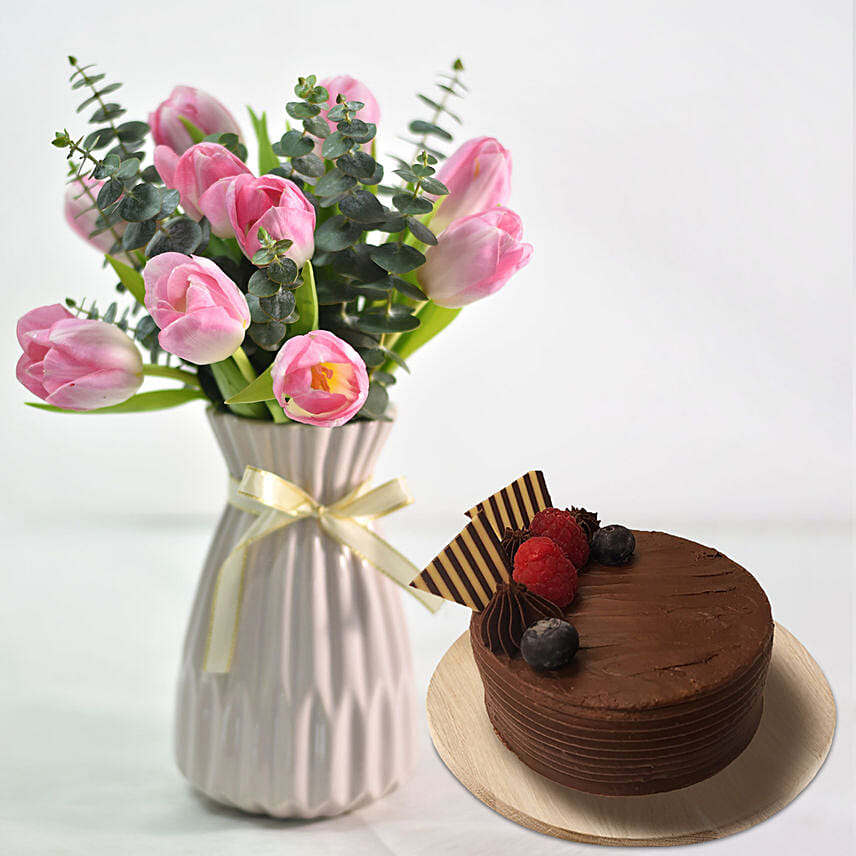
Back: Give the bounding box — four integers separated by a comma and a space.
174, 410, 418, 818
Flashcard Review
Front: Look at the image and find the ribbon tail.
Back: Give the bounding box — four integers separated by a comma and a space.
204, 509, 291, 673
321, 515, 445, 613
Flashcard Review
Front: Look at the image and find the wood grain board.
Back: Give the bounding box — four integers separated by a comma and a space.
426, 623, 836, 847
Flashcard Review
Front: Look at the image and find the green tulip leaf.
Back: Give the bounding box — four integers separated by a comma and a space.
225, 363, 274, 404
289, 261, 319, 337
26, 388, 206, 414
178, 115, 206, 144
105, 254, 145, 304
248, 107, 281, 175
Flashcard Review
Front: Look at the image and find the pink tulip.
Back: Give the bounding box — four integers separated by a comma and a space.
143, 253, 250, 364
320, 75, 380, 127
225, 174, 316, 264
149, 85, 242, 155
155, 142, 252, 235
271, 330, 369, 427
432, 137, 512, 233
418, 207, 533, 308
17, 304, 143, 411
65, 175, 127, 254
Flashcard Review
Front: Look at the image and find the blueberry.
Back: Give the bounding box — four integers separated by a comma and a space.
591, 524, 635, 565
520, 618, 580, 670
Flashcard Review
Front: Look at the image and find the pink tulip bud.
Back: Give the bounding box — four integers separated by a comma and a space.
17, 304, 143, 411
418, 207, 533, 308
143, 253, 250, 365
64, 175, 127, 255
224, 174, 316, 265
432, 137, 512, 233
149, 85, 242, 155
320, 75, 380, 127
271, 330, 369, 427
155, 142, 252, 235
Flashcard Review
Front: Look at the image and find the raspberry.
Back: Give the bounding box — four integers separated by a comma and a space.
512, 536, 579, 608
530, 507, 590, 568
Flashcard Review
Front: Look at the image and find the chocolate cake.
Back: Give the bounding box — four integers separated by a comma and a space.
411, 472, 774, 797
470, 531, 774, 796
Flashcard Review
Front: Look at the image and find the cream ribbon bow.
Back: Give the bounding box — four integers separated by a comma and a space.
204, 465, 443, 673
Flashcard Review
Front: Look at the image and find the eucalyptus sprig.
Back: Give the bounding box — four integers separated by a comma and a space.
54, 57, 209, 266
403, 57, 466, 163
245, 229, 303, 351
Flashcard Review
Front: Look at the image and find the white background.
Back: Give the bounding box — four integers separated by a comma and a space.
0, 1, 852, 854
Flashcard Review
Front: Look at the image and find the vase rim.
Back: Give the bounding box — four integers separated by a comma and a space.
206, 404, 397, 432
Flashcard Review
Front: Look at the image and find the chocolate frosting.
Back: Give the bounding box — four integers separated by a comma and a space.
470, 530, 774, 796
479, 580, 562, 656
500, 527, 530, 564
569, 506, 600, 541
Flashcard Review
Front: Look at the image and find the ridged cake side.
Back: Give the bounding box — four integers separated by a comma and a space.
470, 530, 774, 796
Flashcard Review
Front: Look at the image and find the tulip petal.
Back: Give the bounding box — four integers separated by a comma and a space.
154, 145, 180, 189
46, 369, 143, 412
158, 308, 246, 365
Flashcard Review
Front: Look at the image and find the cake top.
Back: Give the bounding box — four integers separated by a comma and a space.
471, 529, 773, 709
412, 471, 773, 708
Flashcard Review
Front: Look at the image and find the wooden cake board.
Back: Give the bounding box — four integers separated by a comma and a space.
426, 623, 836, 847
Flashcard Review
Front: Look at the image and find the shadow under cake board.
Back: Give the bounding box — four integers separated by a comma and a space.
426, 623, 836, 847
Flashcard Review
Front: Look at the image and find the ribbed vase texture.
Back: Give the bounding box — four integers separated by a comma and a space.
174, 410, 418, 817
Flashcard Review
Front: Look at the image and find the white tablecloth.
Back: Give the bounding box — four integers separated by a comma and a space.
0, 513, 852, 855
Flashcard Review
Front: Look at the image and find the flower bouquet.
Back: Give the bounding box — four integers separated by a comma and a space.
17, 57, 532, 817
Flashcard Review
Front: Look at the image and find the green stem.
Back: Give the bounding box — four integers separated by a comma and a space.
142, 364, 201, 388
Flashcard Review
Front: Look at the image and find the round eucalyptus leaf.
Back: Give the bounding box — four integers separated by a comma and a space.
339, 190, 385, 223
84, 127, 116, 151
314, 215, 363, 252
119, 183, 162, 222
302, 116, 331, 138
141, 164, 161, 184
352, 282, 392, 301
338, 119, 370, 139
279, 130, 314, 157
392, 194, 433, 216
408, 120, 453, 141
116, 121, 150, 142
405, 217, 437, 246
122, 219, 156, 251
90, 103, 125, 124
248, 270, 281, 298
145, 217, 203, 257
291, 153, 325, 178
330, 244, 385, 281
419, 176, 450, 196
322, 132, 351, 159
157, 188, 181, 219
337, 152, 377, 179
248, 320, 287, 350
315, 169, 356, 198
96, 178, 124, 208
259, 289, 297, 322
362, 162, 384, 186
286, 101, 320, 120
267, 258, 298, 284
390, 276, 428, 301
368, 243, 426, 275
356, 305, 421, 333
358, 347, 386, 368
359, 382, 389, 419
115, 157, 141, 179
376, 215, 407, 233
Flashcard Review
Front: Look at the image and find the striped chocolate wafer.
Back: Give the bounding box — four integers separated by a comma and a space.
409, 512, 511, 610
465, 470, 552, 536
